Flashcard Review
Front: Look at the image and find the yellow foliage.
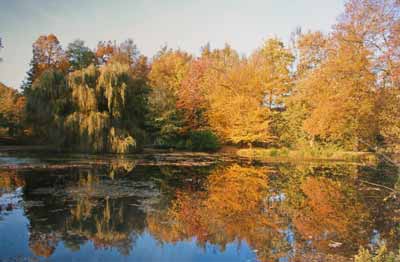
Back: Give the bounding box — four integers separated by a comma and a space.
297, 39, 377, 149
377, 88, 400, 152
64, 62, 144, 153
147, 165, 288, 261
205, 60, 271, 144
293, 176, 370, 251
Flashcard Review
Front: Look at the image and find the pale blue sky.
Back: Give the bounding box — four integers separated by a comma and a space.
0, 0, 345, 89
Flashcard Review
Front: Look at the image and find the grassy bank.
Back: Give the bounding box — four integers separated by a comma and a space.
237, 147, 377, 162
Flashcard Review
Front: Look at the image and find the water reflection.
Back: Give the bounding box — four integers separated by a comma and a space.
0, 156, 399, 262
147, 165, 289, 261
22, 164, 158, 259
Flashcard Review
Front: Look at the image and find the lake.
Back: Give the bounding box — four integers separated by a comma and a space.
0, 150, 399, 262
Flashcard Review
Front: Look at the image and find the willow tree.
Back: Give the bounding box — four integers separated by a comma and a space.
25, 63, 148, 152
65, 63, 149, 153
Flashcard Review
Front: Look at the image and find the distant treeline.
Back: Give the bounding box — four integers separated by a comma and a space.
1, 0, 399, 153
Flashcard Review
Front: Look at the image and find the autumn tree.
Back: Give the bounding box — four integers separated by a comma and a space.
205, 60, 270, 145
275, 31, 329, 147
186, 45, 234, 138
251, 38, 294, 109
148, 47, 192, 143
377, 89, 400, 151
294, 30, 329, 77
177, 57, 210, 130
95, 41, 115, 65
202, 44, 277, 146
323, 0, 400, 151
298, 38, 377, 150
0, 83, 25, 136
249, 39, 294, 146
284, 3, 390, 150
281, 0, 400, 151
22, 34, 69, 91
95, 39, 149, 78
110, 39, 139, 66
336, 0, 400, 88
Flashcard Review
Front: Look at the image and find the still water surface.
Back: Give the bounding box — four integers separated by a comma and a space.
0, 151, 399, 261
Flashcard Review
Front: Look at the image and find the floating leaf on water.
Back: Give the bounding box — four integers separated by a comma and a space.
329, 241, 343, 248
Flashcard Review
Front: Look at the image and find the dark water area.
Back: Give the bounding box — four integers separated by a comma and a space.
0, 151, 399, 262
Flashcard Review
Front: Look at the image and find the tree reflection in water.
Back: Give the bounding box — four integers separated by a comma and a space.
293, 176, 370, 251
0, 159, 399, 261
147, 164, 290, 261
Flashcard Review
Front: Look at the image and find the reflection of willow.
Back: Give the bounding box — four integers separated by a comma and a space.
108, 158, 136, 179
65, 168, 144, 255
67, 196, 138, 255
0, 170, 59, 258
24, 163, 147, 258
147, 164, 290, 262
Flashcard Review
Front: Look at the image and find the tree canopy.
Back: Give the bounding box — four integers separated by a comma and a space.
1, 0, 398, 153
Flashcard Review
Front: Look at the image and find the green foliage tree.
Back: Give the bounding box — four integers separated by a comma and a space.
148, 48, 192, 145
25, 69, 71, 142
66, 39, 96, 71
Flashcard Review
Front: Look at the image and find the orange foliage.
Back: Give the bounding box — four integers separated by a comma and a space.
32, 34, 69, 81
293, 177, 370, 251
147, 165, 289, 261
177, 58, 209, 130
29, 233, 57, 258
95, 41, 115, 64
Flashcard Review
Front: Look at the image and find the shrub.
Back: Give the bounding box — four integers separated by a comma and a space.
153, 130, 220, 152
187, 130, 220, 152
